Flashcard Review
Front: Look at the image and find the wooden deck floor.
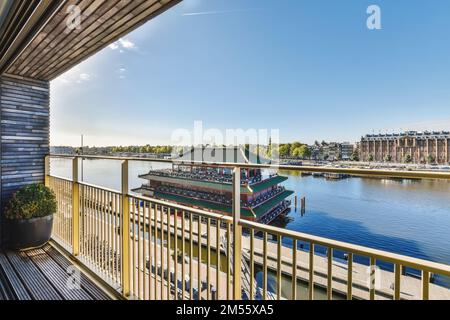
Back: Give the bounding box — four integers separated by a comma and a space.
0, 245, 112, 300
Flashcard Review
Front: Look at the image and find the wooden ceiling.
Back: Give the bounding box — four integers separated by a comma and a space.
0, 0, 181, 80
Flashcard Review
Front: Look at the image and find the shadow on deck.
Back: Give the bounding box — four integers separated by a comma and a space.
0, 244, 112, 300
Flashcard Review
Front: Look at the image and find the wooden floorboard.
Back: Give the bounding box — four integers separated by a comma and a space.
0, 253, 31, 300
0, 246, 112, 300
43, 245, 111, 300
26, 249, 93, 300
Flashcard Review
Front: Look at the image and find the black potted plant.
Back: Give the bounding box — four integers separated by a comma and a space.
5, 184, 57, 250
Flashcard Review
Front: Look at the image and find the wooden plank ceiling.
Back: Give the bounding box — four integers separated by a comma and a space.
0, 0, 181, 81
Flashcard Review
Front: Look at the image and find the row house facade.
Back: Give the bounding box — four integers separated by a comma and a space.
360, 131, 450, 164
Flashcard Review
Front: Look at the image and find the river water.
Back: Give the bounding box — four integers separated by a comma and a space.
50, 158, 450, 292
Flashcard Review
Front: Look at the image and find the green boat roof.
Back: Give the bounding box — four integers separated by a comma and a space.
153, 190, 293, 219
140, 174, 288, 195
249, 175, 288, 193
175, 146, 273, 165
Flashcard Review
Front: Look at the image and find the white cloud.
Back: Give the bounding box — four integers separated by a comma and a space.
55, 70, 93, 85
119, 38, 136, 49
108, 43, 119, 50
108, 38, 137, 52
79, 73, 91, 81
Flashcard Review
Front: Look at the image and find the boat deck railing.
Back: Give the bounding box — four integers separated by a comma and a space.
46, 154, 450, 300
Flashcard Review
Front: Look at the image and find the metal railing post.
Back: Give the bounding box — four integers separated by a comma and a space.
44, 155, 50, 187
72, 157, 80, 256
232, 167, 242, 300
121, 160, 131, 296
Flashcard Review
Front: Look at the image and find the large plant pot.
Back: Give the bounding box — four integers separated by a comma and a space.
7, 215, 54, 250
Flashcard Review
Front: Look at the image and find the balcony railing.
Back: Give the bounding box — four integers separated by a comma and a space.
45, 155, 450, 300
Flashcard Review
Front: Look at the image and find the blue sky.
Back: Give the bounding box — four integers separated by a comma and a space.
51, 0, 450, 147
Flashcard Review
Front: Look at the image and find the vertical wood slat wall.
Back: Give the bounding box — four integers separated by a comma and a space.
0, 74, 50, 245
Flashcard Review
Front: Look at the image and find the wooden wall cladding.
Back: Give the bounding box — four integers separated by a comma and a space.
0, 74, 50, 207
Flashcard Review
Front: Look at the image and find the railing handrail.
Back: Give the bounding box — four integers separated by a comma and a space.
49, 154, 450, 180
240, 219, 450, 277
47, 155, 450, 300
48, 171, 450, 279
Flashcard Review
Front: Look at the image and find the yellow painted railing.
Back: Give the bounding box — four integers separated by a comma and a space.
45, 155, 450, 300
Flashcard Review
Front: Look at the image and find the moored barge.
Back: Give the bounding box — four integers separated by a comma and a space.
132, 147, 293, 224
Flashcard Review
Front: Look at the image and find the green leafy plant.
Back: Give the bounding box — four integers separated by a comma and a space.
5, 184, 57, 220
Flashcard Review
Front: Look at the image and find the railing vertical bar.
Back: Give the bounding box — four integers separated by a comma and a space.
232, 167, 242, 300
370, 257, 376, 300
277, 235, 282, 300
394, 263, 401, 300
79, 185, 83, 256
132, 199, 137, 297
147, 202, 153, 300
160, 205, 164, 300
292, 239, 297, 300
174, 209, 179, 301
154, 204, 159, 300
263, 231, 268, 300
143, 202, 148, 300
137, 199, 142, 300
44, 155, 50, 187
327, 248, 333, 300
57, 178, 61, 242
250, 229, 254, 300
96, 188, 100, 267
309, 242, 314, 300
227, 222, 231, 300
181, 211, 186, 300
112, 193, 117, 283
61, 179, 64, 243
347, 253, 353, 300
141, 199, 145, 299
422, 271, 430, 300
121, 160, 130, 297
87, 186, 92, 264
166, 206, 171, 300
197, 214, 202, 301
216, 218, 220, 301
189, 213, 194, 300
60, 178, 63, 243
101, 190, 106, 274
104, 191, 108, 276
108, 191, 112, 281
206, 217, 211, 301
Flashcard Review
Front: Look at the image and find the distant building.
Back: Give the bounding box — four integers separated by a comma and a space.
322, 142, 340, 161
360, 131, 450, 164
340, 142, 354, 160
309, 142, 354, 161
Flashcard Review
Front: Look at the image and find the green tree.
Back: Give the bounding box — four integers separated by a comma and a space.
385, 155, 392, 162
279, 144, 291, 158
427, 155, 435, 164
368, 154, 374, 162
291, 145, 310, 159
350, 150, 360, 162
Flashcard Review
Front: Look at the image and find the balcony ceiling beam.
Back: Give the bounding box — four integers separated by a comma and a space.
0, 0, 181, 80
